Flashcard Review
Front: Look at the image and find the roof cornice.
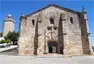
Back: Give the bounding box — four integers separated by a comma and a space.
26, 4, 81, 17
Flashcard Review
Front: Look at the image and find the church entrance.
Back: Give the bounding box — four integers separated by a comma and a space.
48, 41, 57, 53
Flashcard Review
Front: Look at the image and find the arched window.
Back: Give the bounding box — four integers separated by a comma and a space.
32, 19, 35, 25
50, 17, 54, 24
70, 17, 73, 23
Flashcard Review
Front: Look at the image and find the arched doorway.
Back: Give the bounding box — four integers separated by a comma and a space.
48, 40, 57, 53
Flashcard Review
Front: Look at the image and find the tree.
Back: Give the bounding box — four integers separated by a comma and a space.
4, 31, 20, 45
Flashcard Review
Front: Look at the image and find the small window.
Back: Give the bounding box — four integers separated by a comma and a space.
32, 19, 35, 25
70, 17, 73, 23
50, 17, 54, 24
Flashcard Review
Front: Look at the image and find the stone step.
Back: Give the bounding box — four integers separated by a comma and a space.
34, 53, 71, 58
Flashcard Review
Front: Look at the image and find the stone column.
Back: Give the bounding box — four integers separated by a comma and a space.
61, 13, 68, 55
18, 13, 34, 55
81, 7, 93, 55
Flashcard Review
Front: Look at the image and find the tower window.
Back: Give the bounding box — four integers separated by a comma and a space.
32, 19, 35, 25
70, 17, 73, 23
50, 17, 54, 24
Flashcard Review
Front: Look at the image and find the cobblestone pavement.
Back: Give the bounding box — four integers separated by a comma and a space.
0, 55, 94, 64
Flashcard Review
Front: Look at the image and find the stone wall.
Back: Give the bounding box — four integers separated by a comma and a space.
65, 11, 83, 55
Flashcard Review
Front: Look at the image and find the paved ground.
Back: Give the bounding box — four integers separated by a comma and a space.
0, 49, 94, 64
0, 48, 18, 56
0, 55, 94, 64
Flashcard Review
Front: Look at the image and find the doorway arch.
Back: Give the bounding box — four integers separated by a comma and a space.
48, 40, 57, 53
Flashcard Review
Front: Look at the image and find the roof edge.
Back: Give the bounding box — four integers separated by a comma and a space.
26, 4, 81, 17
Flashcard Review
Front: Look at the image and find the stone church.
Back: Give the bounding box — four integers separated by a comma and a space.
18, 4, 93, 56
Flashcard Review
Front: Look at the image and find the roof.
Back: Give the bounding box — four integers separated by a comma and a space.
8, 14, 12, 17
4, 14, 15, 23
26, 4, 81, 17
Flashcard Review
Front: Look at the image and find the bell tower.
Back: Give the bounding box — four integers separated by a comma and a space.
3, 14, 15, 37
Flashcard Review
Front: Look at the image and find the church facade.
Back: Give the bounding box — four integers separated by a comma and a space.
18, 4, 93, 55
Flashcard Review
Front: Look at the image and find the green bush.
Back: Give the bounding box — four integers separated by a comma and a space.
0, 39, 6, 44
6, 40, 11, 44
0, 39, 11, 44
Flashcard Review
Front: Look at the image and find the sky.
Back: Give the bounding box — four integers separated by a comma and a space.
0, 0, 94, 46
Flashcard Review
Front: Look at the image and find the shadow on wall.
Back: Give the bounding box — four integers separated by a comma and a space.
34, 19, 38, 55
57, 13, 64, 54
